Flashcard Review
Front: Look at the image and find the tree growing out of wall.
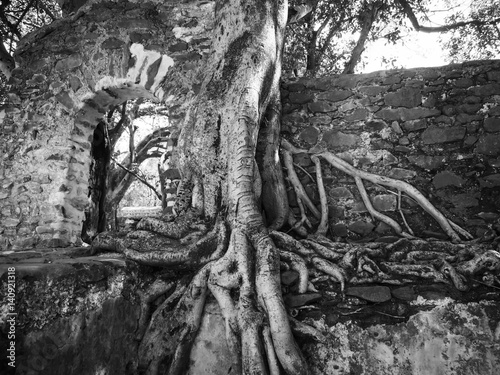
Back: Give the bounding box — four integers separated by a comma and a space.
85, 1, 498, 374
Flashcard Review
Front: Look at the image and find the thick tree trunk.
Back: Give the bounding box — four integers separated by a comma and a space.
90, 1, 489, 374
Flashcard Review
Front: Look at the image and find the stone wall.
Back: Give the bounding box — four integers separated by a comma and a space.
0, 0, 214, 250
1, 250, 499, 374
282, 60, 500, 241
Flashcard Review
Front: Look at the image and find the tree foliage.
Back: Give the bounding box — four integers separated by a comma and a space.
283, 0, 500, 77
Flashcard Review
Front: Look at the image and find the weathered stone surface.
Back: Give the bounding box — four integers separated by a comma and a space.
387, 168, 416, 179
317, 90, 352, 102
345, 108, 369, 121
484, 117, 500, 132
289, 92, 314, 104
391, 286, 416, 301
402, 119, 427, 131
372, 194, 397, 211
101, 37, 125, 49
384, 87, 422, 108
348, 220, 375, 235
407, 155, 445, 170
432, 171, 465, 189
346, 286, 392, 303
399, 107, 441, 121
365, 120, 387, 131
421, 125, 466, 144
323, 131, 359, 148
329, 187, 353, 199
298, 126, 319, 145
475, 134, 500, 155
478, 174, 500, 188
330, 223, 348, 237
358, 85, 388, 96
54, 54, 82, 71
308, 101, 335, 113
450, 193, 479, 209
281, 270, 299, 286
55, 91, 75, 110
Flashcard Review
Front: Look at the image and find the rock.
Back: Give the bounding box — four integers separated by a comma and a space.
432, 171, 465, 189
475, 134, 500, 155
317, 90, 352, 102
399, 108, 441, 121
358, 86, 388, 96
330, 223, 348, 237
54, 54, 82, 71
421, 125, 466, 144
408, 155, 445, 170
284, 293, 322, 308
402, 119, 427, 131
391, 286, 416, 301
101, 37, 125, 49
323, 131, 359, 149
308, 101, 335, 113
55, 91, 75, 110
281, 270, 299, 286
299, 126, 319, 145
372, 195, 397, 211
346, 108, 369, 121
345, 286, 392, 303
483, 117, 500, 132
450, 194, 479, 208
348, 221, 375, 236
289, 92, 314, 104
387, 168, 416, 180
329, 187, 353, 199
365, 120, 387, 131
385, 87, 422, 108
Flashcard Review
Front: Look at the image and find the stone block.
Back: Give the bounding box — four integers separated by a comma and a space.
407, 155, 445, 171
317, 90, 352, 102
323, 130, 359, 149
475, 134, 500, 155
384, 87, 422, 108
450, 194, 479, 208
329, 187, 353, 199
372, 194, 397, 211
55, 54, 82, 71
308, 101, 335, 113
432, 171, 465, 189
101, 37, 125, 49
399, 107, 441, 121
289, 92, 314, 104
421, 125, 466, 144
484, 117, 500, 132
387, 168, 416, 180
348, 220, 375, 235
402, 119, 427, 131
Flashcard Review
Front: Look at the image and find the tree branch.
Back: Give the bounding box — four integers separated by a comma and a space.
397, 0, 500, 33
111, 156, 162, 200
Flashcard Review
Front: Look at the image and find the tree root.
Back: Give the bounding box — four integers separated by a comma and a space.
279, 138, 472, 243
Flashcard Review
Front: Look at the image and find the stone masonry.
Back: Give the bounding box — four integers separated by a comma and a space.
0, 0, 215, 250
0, 0, 499, 250
282, 60, 500, 240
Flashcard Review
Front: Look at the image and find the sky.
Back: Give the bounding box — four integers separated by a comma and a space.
358, 0, 484, 73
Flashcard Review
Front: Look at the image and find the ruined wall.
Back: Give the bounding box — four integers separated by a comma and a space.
282, 60, 500, 241
0, 0, 214, 250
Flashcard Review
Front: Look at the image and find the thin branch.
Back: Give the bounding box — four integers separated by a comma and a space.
111, 156, 162, 200
397, 0, 500, 33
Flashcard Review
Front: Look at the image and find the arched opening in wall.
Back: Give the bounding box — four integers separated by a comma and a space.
81, 98, 174, 243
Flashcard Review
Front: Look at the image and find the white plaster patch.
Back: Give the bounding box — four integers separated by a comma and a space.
127, 43, 174, 91
151, 55, 175, 94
